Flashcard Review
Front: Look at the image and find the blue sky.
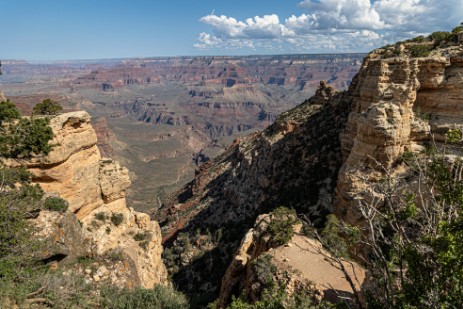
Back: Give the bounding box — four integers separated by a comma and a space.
1, 0, 462, 61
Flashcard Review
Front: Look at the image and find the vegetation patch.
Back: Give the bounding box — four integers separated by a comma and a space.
44, 197, 68, 212
268, 206, 298, 247
133, 231, 150, 242
356, 138, 463, 308
111, 212, 124, 226
251, 254, 277, 290
446, 128, 462, 143
94, 212, 108, 222
409, 44, 432, 58
32, 98, 63, 116
100, 285, 189, 309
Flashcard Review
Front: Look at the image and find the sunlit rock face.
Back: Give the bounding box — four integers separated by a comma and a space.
22, 111, 167, 288
336, 47, 463, 225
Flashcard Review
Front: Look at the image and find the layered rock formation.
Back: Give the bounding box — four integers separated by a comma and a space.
19, 111, 167, 288
69, 54, 363, 91
336, 46, 463, 225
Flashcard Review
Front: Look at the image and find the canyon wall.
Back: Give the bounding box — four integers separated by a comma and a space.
158, 83, 353, 305
336, 46, 463, 225
161, 43, 463, 306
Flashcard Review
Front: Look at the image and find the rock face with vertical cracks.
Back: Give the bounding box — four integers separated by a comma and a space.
19, 111, 167, 288
336, 47, 463, 226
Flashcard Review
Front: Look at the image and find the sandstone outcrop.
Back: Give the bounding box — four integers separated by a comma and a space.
336, 46, 463, 225
22, 111, 167, 288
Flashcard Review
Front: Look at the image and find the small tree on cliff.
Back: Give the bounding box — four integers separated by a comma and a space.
0, 100, 21, 124
32, 98, 63, 116
0, 99, 57, 305
0, 100, 54, 158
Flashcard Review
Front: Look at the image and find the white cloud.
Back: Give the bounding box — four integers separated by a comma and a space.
199, 15, 245, 38
195, 0, 463, 52
243, 15, 291, 39
199, 14, 291, 39
194, 33, 223, 49
298, 0, 385, 30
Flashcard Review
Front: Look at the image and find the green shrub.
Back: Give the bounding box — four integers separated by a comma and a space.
408, 35, 428, 43
0, 167, 33, 188
94, 212, 108, 222
0, 100, 54, 159
111, 212, 124, 226
37, 271, 95, 308
0, 100, 20, 125
268, 206, 298, 247
0, 117, 54, 158
251, 254, 277, 289
429, 31, 452, 46
446, 129, 462, 143
0, 182, 44, 259
76, 256, 96, 267
409, 45, 431, 57
100, 285, 189, 309
32, 98, 63, 116
0, 169, 48, 306
133, 231, 149, 242
227, 285, 337, 309
360, 147, 463, 308
44, 197, 68, 212
452, 25, 463, 34
106, 249, 124, 262
320, 214, 349, 258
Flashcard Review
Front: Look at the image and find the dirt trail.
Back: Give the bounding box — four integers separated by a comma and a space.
271, 234, 365, 296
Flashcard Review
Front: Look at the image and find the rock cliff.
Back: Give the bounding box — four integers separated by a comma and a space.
19, 111, 167, 288
160, 42, 463, 307
336, 45, 463, 225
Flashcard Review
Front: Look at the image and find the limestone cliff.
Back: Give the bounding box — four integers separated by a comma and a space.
21, 111, 167, 288
336, 45, 463, 225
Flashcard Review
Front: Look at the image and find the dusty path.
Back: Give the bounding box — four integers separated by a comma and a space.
271, 234, 365, 299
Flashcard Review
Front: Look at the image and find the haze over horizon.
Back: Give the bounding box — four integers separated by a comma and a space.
2, 0, 463, 61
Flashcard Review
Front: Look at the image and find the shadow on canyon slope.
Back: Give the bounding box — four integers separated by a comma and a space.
163, 89, 354, 307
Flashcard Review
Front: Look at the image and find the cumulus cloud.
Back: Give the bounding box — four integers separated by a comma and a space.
195, 0, 463, 52
199, 14, 291, 39
298, 0, 385, 30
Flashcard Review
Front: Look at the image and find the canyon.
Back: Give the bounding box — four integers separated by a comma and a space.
2, 32, 462, 307
1, 54, 363, 211
158, 39, 463, 307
